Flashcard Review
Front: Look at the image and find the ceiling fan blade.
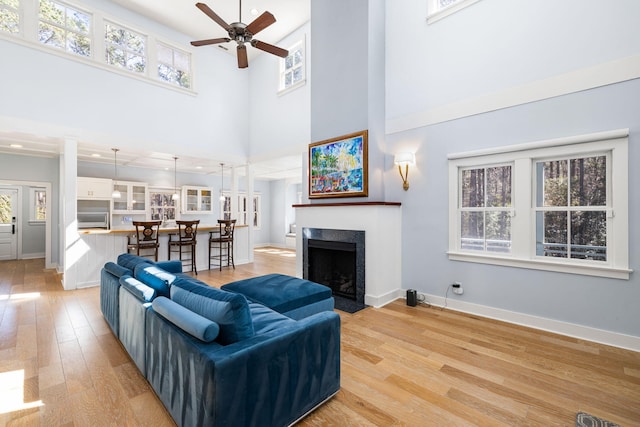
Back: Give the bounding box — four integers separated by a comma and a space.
245, 11, 276, 36
190, 37, 231, 46
251, 40, 289, 58
237, 45, 248, 68
195, 2, 231, 31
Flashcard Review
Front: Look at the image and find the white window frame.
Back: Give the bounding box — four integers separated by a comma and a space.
0, 0, 195, 93
104, 20, 146, 74
38, 0, 92, 58
278, 38, 305, 95
157, 41, 192, 89
29, 186, 46, 224
0, 0, 20, 35
427, 0, 482, 24
448, 129, 630, 279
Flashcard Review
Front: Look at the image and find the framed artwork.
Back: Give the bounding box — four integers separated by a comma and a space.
309, 130, 368, 199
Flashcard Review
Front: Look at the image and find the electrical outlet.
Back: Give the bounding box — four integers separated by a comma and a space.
452, 282, 463, 295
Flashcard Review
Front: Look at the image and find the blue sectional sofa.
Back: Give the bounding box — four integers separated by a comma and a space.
100, 253, 340, 427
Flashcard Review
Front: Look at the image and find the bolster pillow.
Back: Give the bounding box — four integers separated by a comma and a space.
119, 275, 156, 302
152, 297, 220, 343
104, 262, 132, 279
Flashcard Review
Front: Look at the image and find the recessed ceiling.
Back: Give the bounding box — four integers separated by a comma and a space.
0, 134, 302, 181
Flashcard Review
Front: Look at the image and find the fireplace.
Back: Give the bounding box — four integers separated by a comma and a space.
303, 228, 366, 312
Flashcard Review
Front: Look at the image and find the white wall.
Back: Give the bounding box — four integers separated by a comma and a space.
248, 22, 311, 160
0, 0, 248, 160
384, 0, 640, 345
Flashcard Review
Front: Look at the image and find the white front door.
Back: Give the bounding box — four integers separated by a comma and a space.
0, 189, 18, 260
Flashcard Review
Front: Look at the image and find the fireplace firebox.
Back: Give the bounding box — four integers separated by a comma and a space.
303, 228, 366, 313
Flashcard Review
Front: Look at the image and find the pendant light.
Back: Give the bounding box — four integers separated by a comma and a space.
219, 163, 225, 202
172, 156, 180, 200
111, 148, 121, 199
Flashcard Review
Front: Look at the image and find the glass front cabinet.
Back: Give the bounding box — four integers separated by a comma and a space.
112, 181, 148, 214
182, 186, 213, 213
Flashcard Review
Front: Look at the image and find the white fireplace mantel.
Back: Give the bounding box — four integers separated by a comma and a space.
294, 202, 403, 308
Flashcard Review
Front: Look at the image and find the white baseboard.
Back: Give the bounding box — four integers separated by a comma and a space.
20, 252, 45, 260
399, 292, 640, 352
366, 288, 405, 309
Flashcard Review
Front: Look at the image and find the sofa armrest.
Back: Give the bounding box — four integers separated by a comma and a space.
145, 309, 340, 427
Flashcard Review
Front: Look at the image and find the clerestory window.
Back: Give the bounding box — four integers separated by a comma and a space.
38, 0, 91, 57
0, 0, 19, 34
157, 42, 191, 89
104, 21, 146, 74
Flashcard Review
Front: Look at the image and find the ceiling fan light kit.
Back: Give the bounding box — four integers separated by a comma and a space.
191, 1, 289, 68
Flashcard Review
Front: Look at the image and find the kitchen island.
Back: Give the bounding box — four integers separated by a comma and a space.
73, 224, 248, 287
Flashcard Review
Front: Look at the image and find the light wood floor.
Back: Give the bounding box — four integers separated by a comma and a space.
1, 251, 639, 426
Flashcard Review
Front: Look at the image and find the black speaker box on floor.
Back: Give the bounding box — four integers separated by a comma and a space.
406, 289, 417, 307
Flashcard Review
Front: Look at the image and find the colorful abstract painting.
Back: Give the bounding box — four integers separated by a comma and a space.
309, 130, 368, 198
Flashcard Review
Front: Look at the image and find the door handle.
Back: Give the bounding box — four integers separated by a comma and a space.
12, 224, 15, 234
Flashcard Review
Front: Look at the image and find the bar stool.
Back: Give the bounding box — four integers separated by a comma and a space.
209, 219, 236, 271
127, 220, 162, 261
168, 220, 200, 274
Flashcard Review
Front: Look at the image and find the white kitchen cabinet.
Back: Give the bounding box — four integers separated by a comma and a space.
112, 181, 148, 214
182, 186, 213, 213
77, 177, 113, 200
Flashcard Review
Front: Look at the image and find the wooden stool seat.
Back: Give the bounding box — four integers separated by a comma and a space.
127, 221, 162, 261
168, 220, 199, 274
209, 219, 236, 271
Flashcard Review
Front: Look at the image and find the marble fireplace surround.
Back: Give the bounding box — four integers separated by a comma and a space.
294, 202, 403, 308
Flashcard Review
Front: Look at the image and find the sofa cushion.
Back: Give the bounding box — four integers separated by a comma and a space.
170, 278, 254, 345
221, 274, 333, 314
104, 261, 132, 278
134, 263, 176, 298
152, 296, 220, 343
248, 302, 295, 335
117, 253, 154, 271
119, 275, 156, 302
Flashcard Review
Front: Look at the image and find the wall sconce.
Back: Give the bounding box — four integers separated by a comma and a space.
394, 152, 415, 191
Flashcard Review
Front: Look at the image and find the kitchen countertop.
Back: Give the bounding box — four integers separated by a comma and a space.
78, 224, 246, 235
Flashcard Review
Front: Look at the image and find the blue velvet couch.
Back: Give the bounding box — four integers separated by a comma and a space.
100, 253, 340, 427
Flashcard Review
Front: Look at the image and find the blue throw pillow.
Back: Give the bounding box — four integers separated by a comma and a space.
153, 297, 220, 343
171, 278, 254, 345
133, 263, 176, 298
119, 275, 156, 302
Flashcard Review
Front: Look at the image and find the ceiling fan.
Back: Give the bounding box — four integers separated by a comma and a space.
190, 1, 289, 69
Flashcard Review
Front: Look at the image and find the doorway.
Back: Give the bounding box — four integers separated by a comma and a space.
0, 188, 18, 260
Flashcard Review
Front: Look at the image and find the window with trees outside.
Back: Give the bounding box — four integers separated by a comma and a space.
279, 39, 305, 93
30, 187, 47, 223
39, 0, 91, 57
0, 0, 19, 34
105, 21, 146, 73
157, 42, 191, 89
448, 130, 629, 279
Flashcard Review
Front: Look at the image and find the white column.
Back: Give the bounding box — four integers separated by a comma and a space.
246, 164, 254, 262
62, 138, 80, 290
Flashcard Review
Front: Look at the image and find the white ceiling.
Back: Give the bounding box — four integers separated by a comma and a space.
111, 0, 310, 62
1, 1, 309, 181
